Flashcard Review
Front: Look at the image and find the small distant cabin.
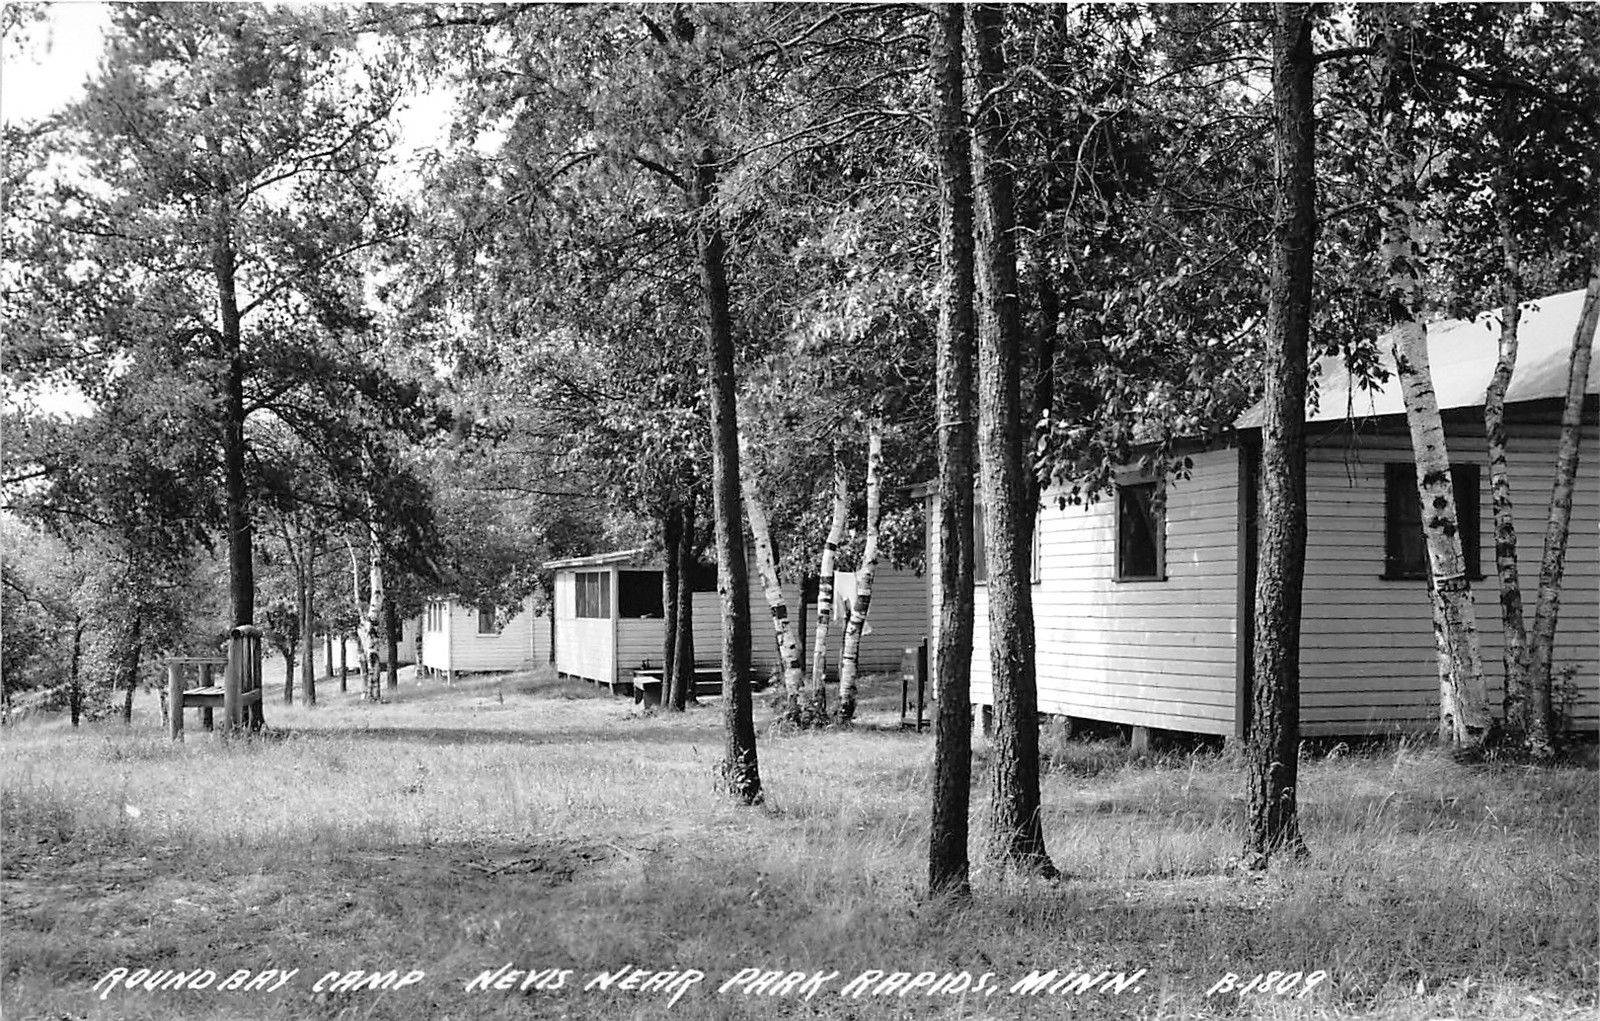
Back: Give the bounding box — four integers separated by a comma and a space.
925, 289, 1598, 738
418, 594, 551, 680
543, 548, 929, 690
392, 616, 421, 666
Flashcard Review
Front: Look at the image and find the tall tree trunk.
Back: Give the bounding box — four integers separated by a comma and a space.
928, 1, 977, 899
1246, 3, 1314, 867
385, 590, 401, 691
838, 416, 883, 723
1374, 10, 1490, 748
671, 499, 696, 710
323, 628, 333, 684
215, 215, 261, 729
1526, 246, 1599, 759
1485, 105, 1530, 737
662, 504, 683, 705
741, 460, 806, 724
117, 613, 143, 724
808, 447, 849, 717
301, 552, 317, 707
692, 145, 761, 805
282, 639, 295, 705
69, 619, 85, 727
969, 2, 1054, 878
339, 632, 348, 693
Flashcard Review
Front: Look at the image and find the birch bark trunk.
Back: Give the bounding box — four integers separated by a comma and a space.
1484, 128, 1529, 735
1526, 247, 1599, 759
741, 461, 807, 723
837, 417, 883, 723
1374, 9, 1490, 747
807, 449, 849, 719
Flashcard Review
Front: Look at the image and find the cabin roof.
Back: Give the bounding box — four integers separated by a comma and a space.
1236, 288, 1598, 430
540, 548, 653, 571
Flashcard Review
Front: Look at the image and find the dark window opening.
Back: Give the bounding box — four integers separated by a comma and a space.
1116, 482, 1165, 581
477, 601, 496, 635
688, 560, 719, 593
618, 570, 665, 618
1384, 463, 1481, 580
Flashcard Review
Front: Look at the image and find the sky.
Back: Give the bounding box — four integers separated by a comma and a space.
1, 3, 459, 420
0, 2, 109, 126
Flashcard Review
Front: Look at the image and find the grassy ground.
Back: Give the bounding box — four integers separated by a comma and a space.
3, 669, 1595, 1021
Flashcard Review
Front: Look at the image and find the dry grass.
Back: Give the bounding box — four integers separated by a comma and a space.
2, 669, 1595, 1020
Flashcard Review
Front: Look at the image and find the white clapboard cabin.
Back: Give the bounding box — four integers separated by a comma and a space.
544, 548, 930, 690
418, 594, 551, 682
926, 289, 1598, 738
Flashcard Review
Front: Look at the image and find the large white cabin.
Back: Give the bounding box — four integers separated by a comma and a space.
927, 289, 1599, 737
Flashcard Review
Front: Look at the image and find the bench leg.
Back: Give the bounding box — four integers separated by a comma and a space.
167, 664, 183, 741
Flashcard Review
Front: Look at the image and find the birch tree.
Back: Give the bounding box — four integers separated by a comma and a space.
1526, 250, 1599, 758
1367, 7, 1492, 747
740, 453, 806, 723
808, 451, 849, 718
837, 415, 883, 724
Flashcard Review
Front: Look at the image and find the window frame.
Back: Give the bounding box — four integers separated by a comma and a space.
575, 570, 612, 619
1113, 480, 1167, 583
1382, 462, 1482, 581
966, 496, 1043, 582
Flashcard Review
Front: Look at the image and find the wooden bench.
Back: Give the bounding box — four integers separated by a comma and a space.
629, 666, 731, 706
167, 626, 264, 739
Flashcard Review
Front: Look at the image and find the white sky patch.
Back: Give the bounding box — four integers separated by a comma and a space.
1, 3, 109, 125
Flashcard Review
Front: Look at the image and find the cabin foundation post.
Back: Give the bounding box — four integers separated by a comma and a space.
1130, 725, 1152, 756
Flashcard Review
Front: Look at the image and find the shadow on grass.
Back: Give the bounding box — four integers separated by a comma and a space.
309, 723, 710, 747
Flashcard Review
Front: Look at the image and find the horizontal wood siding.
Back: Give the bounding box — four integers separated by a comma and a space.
1028, 449, 1239, 735
616, 619, 664, 686
444, 596, 540, 673
553, 571, 616, 684
829, 566, 930, 673
747, 571, 802, 681
1300, 421, 1598, 735
394, 618, 420, 665
928, 452, 1239, 733
531, 609, 552, 665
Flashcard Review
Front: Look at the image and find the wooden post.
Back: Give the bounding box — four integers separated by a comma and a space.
199, 661, 215, 731
223, 642, 240, 733
167, 662, 183, 741
1130, 725, 1152, 756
